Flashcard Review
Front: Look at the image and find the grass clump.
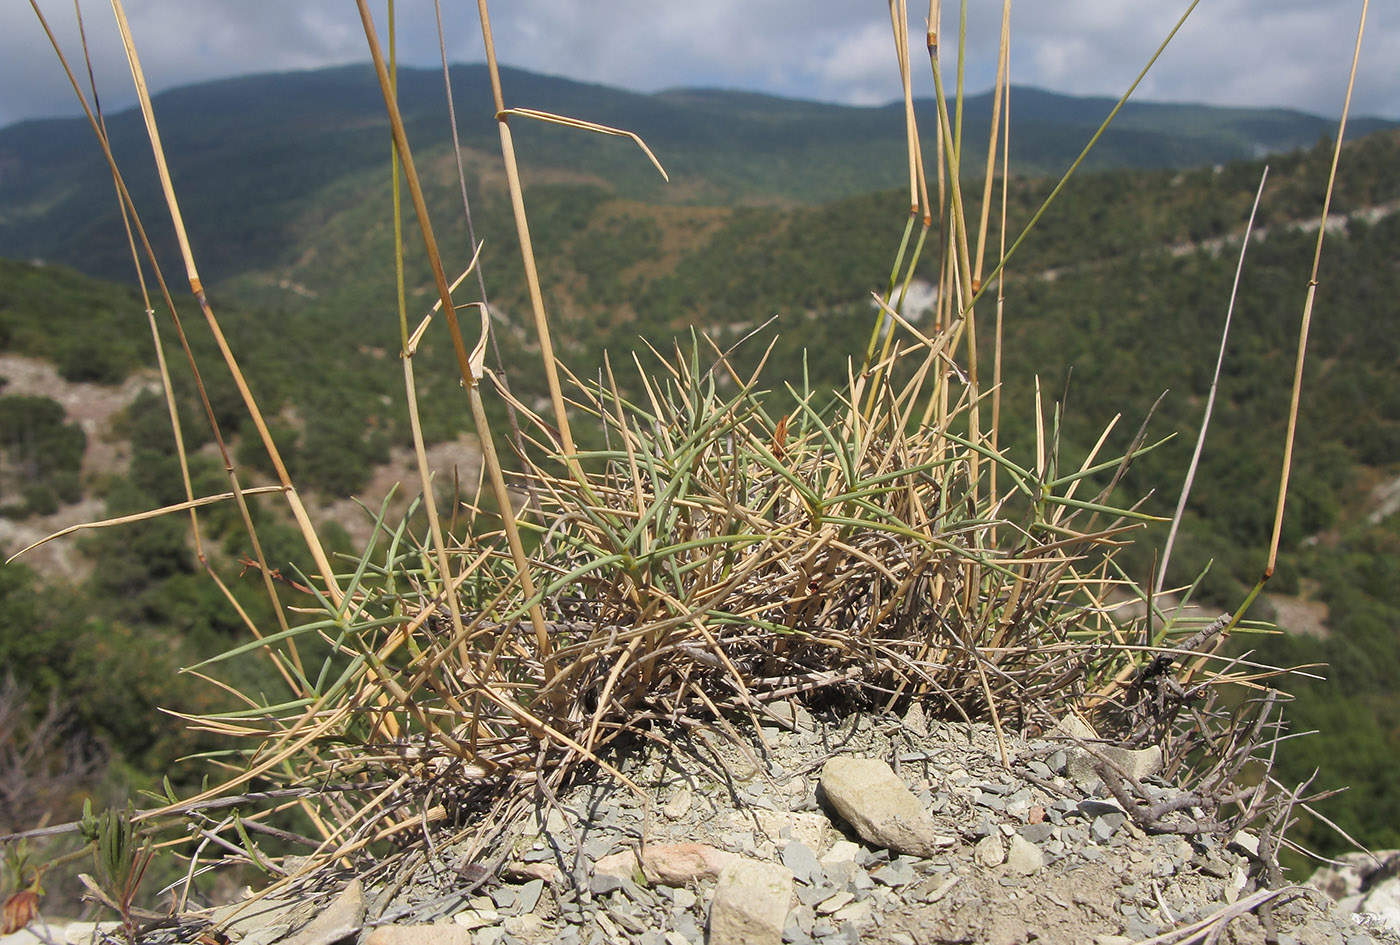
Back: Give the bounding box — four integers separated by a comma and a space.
163, 326, 1284, 894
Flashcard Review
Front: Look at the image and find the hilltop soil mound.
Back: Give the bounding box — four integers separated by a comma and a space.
87, 710, 1384, 945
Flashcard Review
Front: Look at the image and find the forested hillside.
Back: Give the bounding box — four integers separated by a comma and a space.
2, 63, 1393, 283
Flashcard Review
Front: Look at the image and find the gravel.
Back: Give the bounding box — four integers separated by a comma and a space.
171, 709, 1390, 945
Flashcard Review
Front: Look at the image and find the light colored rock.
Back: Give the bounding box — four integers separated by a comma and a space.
1058, 715, 1163, 782
367, 923, 475, 945
1058, 714, 1097, 741
592, 849, 641, 882
1095, 744, 1163, 781
0, 921, 68, 945
452, 908, 501, 930
544, 809, 570, 836
282, 879, 365, 945
974, 833, 1006, 868
903, 702, 929, 738
1229, 830, 1260, 857
211, 894, 315, 941
1360, 876, 1400, 933
831, 900, 874, 928
819, 757, 954, 857
593, 913, 621, 941
708, 858, 793, 945
642, 843, 737, 885
57, 923, 122, 945
1308, 849, 1400, 933
922, 875, 960, 903
502, 861, 561, 885
1005, 834, 1044, 875
244, 927, 298, 945
596, 843, 737, 887
663, 787, 693, 819
766, 701, 814, 731
820, 839, 863, 868
1309, 849, 1400, 900
755, 810, 829, 852
523, 807, 573, 846
503, 913, 548, 940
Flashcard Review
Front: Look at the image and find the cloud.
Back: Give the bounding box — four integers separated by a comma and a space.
1, 1, 1396, 130
2, 1, 369, 125
989, 1, 1399, 118
807, 21, 903, 106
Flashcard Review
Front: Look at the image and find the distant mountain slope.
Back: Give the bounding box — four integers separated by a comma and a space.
0, 64, 1393, 286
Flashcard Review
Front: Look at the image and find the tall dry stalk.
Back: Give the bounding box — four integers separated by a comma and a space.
1155, 167, 1270, 606
468, 1, 665, 483
969, 0, 1205, 309
862, 0, 932, 420
1229, 0, 1371, 627
352, 0, 552, 664
107, 0, 342, 639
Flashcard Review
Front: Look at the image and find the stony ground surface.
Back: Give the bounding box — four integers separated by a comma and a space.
312, 710, 1387, 944
7, 708, 1393, 945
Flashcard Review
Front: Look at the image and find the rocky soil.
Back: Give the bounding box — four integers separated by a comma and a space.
62, 709, 1399, 945
6, 708, 1396, 945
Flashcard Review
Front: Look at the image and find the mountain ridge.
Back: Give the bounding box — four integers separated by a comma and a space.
1, 63, 1394, 287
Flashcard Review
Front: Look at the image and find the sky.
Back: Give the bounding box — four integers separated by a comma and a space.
1, 1, 1396, 131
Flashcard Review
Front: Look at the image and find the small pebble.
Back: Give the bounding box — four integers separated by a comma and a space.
516, 879, 544, 914
871, 858, 916, 887
974, 833, 1006, 868
1093, 812, 1127, 841
663, 788, 693, 819
782, 841, 823, 885
1018, 822, 1053, 844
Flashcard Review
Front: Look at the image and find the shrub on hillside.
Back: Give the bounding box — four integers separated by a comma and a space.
0, 395, 85, 515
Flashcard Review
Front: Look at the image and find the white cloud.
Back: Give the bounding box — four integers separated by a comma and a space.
808, 21, 901, 106
1, 1, 1397, 128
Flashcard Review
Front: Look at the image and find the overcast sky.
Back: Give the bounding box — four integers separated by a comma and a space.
2, 1, 1395, 131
